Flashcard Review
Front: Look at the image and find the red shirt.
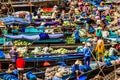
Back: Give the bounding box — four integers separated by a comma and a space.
16, 58, 25, 69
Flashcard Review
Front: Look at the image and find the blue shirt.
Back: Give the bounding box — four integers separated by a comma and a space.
89, 27, 95, 34
75, 30, 80, 39
84, 47, 92, 57
39, 33, 49, 39
52, 76, 63, 80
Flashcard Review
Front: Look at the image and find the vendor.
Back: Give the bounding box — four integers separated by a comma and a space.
95, 39, 105, 62
84, 42, 92, 66
109, 42, 118, 56
6, 64, 17, 74
9, 46, 18, 65
16, 53, 25, 80
43, 44, 51, 54
71, 59, 83, 79
102, 27, 109, 39
96, 26, 102, 40
74, 27, 80, 43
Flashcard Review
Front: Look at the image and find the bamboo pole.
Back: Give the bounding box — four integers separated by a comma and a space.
114, 62, 117, 80
88, 46, 106, 77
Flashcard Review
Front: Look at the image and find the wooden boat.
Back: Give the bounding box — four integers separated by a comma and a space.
24, 54, 84, 70
31, 63, 120, 80
65, 63, 120, 80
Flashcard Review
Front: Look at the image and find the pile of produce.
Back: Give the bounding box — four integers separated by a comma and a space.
31, 47, 43, 54
66, 37, 75, 44
17, 47, 28, 54
62, 21, 77, 27
14, 40, 31, 46
45, 66, 72, 80
45, 28, 54, 34
52, 48, 70, 54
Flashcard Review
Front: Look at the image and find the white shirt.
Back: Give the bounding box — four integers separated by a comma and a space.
109, 47, 118, 56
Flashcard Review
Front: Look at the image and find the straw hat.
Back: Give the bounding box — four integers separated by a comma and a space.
86, 42, 91, 47
85, 3, 88, 6
111, 60, 115, 65
97, 27, 102, 30
18, 53, 23, 57
78, 2, 82, 5
55, 72, 63, 78
12, 46, 17, 50
97, 39, 104, 45
100, 1, 104, 6
96, 20, 101, 25
111, 41, 117, 46
75, 59, 82, 65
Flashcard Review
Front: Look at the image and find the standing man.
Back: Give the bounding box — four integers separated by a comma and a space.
84, 42, 92, 66
16, 53, 25, 80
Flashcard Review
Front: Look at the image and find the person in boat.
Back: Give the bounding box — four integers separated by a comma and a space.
96, 26, 102, 40
6, 64, 18, 77
84, 42, 92, 66
109, 42, 119, 60
74, 26, 80, 43
9, 46, 18, 65
95, 39, 105, 62
71, 59, 84, 79
6, 64, 16, 74
101, 27, 109, 42
87, 23, 96, 37
16, 53, 25, 80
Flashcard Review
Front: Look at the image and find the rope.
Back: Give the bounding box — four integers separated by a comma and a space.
88, 46, 106, 77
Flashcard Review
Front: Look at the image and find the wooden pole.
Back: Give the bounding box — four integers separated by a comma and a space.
114, 62, 117, 80
29, 2, 32, 14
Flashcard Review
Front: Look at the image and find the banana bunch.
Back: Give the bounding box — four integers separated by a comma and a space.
62, 21, 70, 27
62, 21, 77, 27
14, 40, 31, 46
70, 23, 77, 27
66, 37, 75, 44
52, 48, 70, 54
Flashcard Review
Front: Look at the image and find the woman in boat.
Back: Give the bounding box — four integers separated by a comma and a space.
6, 64, 16, 74
6, 64, 18, 77
102, 27, 109, 41
109, 42, 119, 60
96, 26, 102, 40
4, 33, 64, 40
74, 26, 80, 43
16, 53, 25, 80
71, 60, 84, 79
95, 39, 105, 62
9, 46, 18, 65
